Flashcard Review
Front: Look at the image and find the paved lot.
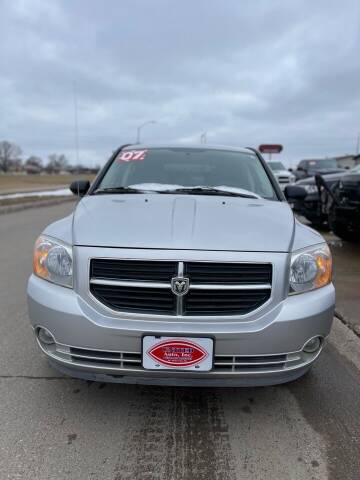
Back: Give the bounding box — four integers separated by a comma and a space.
1, 203, 360, 480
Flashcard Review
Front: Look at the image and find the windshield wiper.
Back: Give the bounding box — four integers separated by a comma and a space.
92, 186, 145, 195
158, 187, 259, 199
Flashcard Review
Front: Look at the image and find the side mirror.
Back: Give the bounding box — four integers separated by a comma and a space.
288, 168, 293, 172
284, 185, 307, 201
70, 180, 90, 197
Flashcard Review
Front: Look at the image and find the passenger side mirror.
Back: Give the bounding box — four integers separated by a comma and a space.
70, 180, 90, 197
288, 168, 293, 172
284, 185, 307, 201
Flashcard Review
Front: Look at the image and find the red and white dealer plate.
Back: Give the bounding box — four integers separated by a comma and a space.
142, 336, 213, 371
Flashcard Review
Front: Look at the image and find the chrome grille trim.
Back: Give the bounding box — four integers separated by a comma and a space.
90, 278, 271, 291
176, 261, 185, 315
90, 279, 171, 289
190, 283, 271, 290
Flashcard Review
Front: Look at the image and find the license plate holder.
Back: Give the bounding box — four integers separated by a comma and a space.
142, 336, 213, 372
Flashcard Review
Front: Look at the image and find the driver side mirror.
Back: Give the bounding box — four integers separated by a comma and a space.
284, 185, 307, 201
70, 180, 90, 197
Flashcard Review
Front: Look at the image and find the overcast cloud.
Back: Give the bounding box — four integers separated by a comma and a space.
1, 0, 359, 166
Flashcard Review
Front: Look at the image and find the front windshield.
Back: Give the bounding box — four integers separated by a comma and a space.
268, 162, 286, 171
307, 159, 338, 171
97, 148, 277, 199
351, 164, 360, 173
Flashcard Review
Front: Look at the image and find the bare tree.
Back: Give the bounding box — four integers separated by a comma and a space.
0, 141, 22, 172
46, 154, 68, 174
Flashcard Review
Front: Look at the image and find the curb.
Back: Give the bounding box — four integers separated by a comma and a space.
334, 309, 360, 338
330, 318, 360, 372
0, 196, 75, 216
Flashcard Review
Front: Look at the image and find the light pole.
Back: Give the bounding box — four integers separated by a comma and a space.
136, 120, 157, 144
200, 132, 207, 144
73, 81, 80, 165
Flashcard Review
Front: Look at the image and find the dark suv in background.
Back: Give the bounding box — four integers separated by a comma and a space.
325, 165, 360, 241
293, 165, 360, 240
294, 158, 345, 181
295, 171, 345, 226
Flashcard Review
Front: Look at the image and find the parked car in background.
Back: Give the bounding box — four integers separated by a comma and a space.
294, 158, 345, 181
267, 161, 295, 190
320, 165, 360, 241
294, 171, 345, 226
27, 144, 334, 387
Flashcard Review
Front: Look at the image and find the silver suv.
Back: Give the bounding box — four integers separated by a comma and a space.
27, 145, 334, 386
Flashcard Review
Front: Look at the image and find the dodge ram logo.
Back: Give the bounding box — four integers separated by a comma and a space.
171, 277, 190, 296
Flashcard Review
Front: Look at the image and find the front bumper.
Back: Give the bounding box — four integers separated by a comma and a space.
27, 273, 335, 386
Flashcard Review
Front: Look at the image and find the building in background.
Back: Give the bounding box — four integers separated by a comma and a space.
335, 154, 360, 169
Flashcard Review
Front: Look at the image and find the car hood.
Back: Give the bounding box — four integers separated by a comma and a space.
72, 194, 295, 252
273, 170, 291, 177
297, 171, 345, 185
311, 168, 345, 175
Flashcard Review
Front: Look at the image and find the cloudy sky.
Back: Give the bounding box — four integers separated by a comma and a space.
1, 0, 359, 167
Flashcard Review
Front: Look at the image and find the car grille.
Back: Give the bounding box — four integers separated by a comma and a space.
278, 176, 290, 183
51, 344, 305, 374
340, 184, 360, 203
90, 260, 272, 316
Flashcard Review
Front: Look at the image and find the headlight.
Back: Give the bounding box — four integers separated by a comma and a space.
33, 235, 73, 288
289, 243, 332, 294
302, 184, 318, 194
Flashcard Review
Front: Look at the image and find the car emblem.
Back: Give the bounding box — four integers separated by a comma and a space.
171, 277, 190, 296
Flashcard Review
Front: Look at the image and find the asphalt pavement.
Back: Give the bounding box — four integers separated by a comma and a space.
0, 203, 359, 480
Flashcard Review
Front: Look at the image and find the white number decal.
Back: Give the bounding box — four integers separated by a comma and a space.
118, 150, 147, 162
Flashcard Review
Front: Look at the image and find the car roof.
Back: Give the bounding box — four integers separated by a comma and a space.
122, 143, 256, 155
305, 159, 338, 165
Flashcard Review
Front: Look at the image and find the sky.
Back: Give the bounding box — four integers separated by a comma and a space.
1, 0, 359, 168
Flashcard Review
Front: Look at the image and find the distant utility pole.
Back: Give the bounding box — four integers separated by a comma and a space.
356, 132, 360, 155
73, 81, 80, 165
200, 132, 207, 144
136, 120, 157, 144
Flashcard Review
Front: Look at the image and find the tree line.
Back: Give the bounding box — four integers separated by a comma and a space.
0, 140, 99, 174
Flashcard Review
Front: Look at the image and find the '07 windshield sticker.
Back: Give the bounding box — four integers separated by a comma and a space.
117, 150, 147, 162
